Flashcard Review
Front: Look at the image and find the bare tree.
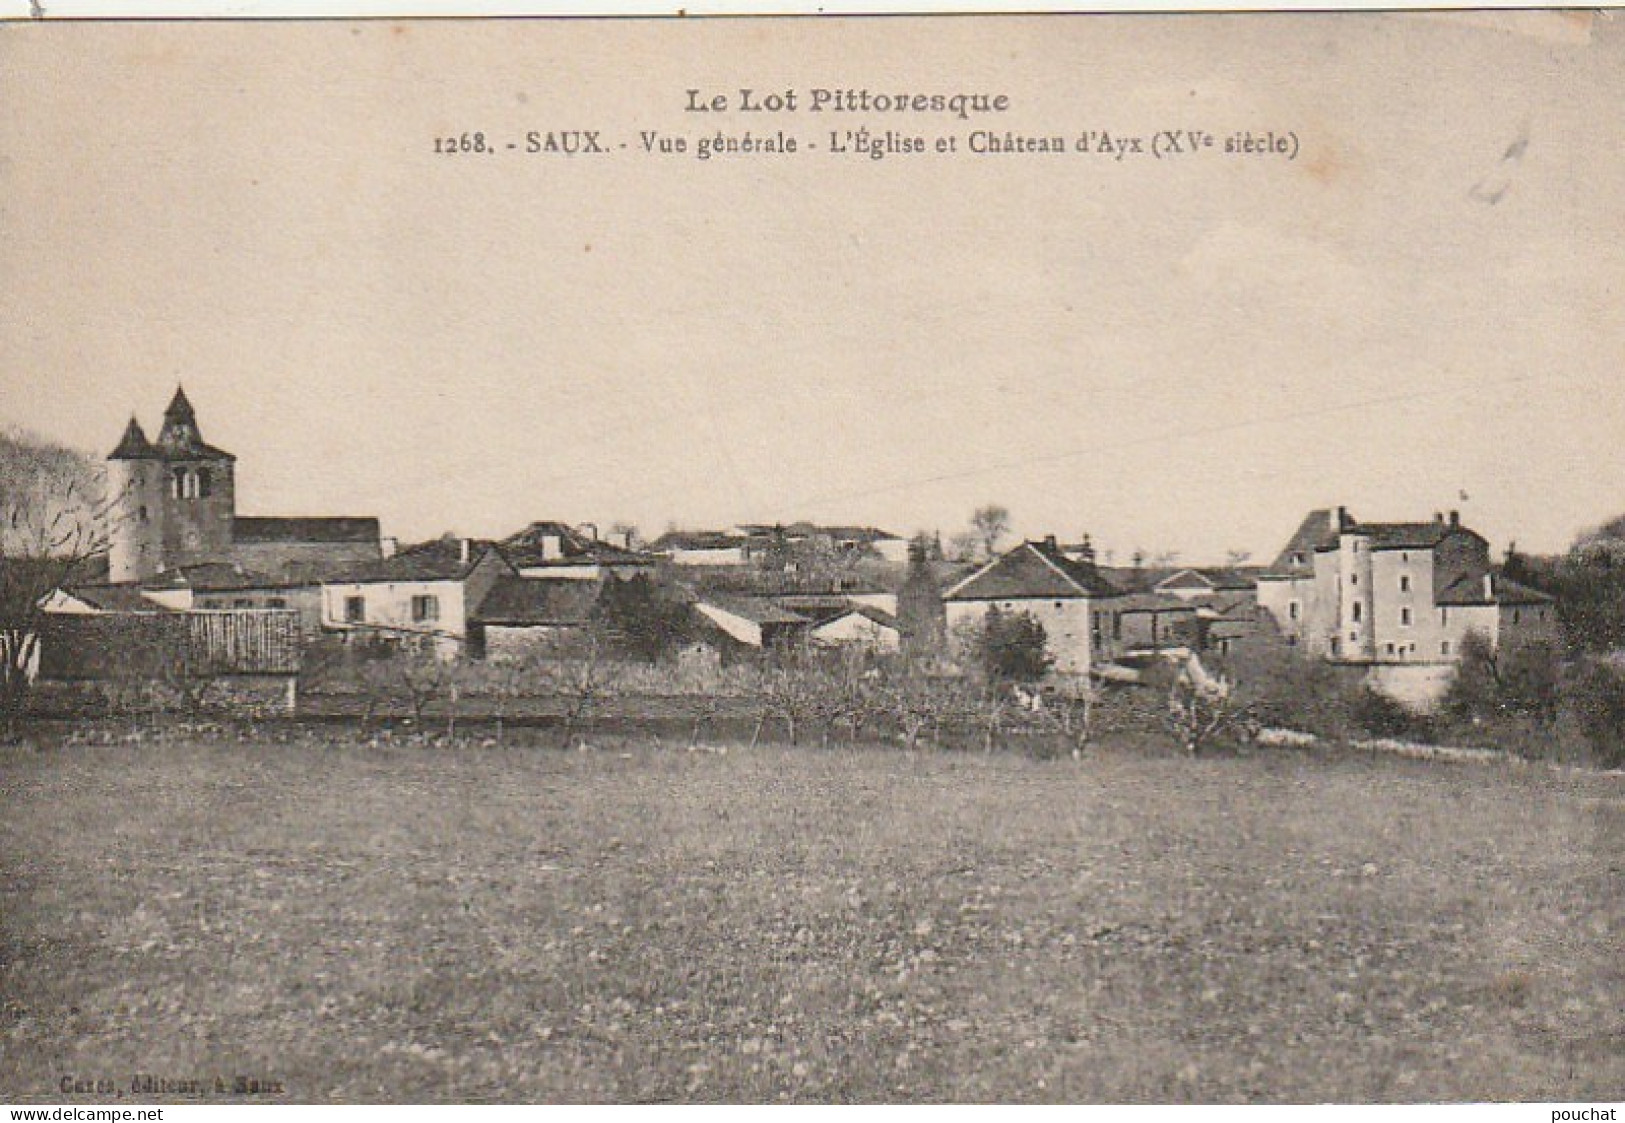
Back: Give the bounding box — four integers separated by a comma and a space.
1035, 683, 1098, 760
0, 434, 112, 730
946, 530, 983, 564
970, 504, 1011, 561
1164, 654, 1236, 755
546, 637, 616, 749
750, 657, 820, 748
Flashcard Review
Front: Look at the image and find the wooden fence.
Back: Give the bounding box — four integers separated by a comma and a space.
37, 609, 302, 680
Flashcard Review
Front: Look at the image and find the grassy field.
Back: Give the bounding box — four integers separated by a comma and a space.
2, 726, 1623, 1103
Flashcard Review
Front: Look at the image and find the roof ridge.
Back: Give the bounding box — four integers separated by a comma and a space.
1025, 540, 1094, 596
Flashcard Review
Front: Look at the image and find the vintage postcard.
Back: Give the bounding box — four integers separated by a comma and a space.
1, 10, 1622, 1108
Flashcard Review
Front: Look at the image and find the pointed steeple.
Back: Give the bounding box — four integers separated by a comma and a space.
164, 385, 196, 426
154, 384, 233, 460
109, 416, 158, 460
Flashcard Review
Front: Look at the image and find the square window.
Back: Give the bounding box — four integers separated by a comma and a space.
1400, 607, 1412, 626
412, 595, 440, 623
344, 595, 365, 623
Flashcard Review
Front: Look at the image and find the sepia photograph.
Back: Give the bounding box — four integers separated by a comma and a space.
1, 9, 1623, 1107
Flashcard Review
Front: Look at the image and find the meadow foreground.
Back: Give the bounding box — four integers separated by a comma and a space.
2, 728, 1622, 1103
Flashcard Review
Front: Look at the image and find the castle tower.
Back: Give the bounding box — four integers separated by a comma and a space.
106, 387, 237, 583
106, 417, 165, 583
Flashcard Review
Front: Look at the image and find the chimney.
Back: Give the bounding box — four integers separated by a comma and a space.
381, 535, 398, 559
1483, 572, 1493, 599
1042, 534, 1058, 552
1449, 510, 1460, 528
459, 537, 472, 565
1079, 533, 1097, 566
1336, 505, 1350, 531
1434, 511, 1444, 524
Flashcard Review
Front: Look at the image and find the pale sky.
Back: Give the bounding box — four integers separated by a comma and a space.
2, 13, 1621, 561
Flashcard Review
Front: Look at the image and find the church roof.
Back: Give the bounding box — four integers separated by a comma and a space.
154, 385, 235, 461
234, 516, 380, 544
108, 417, 160, 460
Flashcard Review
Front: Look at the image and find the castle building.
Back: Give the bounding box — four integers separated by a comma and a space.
1255, 506, 1556, 665
105, 387, 382, 587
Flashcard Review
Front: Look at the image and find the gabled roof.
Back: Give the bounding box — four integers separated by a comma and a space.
331, 539, 511, 584
943, 539, 1121, 602
234, 516, 380, 544
473, 575, 600, 626
109, 417, 159, 460
504, 520, 593, 552
1155, 567, 1258, 593
501, 522, 657, 569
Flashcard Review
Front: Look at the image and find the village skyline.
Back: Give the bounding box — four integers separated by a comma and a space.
3, 13, 1622, 560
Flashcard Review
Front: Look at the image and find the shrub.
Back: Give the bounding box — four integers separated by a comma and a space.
591, 574, 693, 663
1350, 686, 1435, 742
965, 605, 1053, 684
1564, 657, 1625, 769
1212, 640, 1359, 740
1442, 631, 1561, 726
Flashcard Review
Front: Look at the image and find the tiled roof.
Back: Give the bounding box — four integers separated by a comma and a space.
1435, 571, 1556, 607
1155, 567, 1259, 593
944, 540, 1121, 601
735, 522, 902, 543
1270, 509, 1335, 572
502, 527, 656, 569
145, 562, 295, 592
650, 531, 750, 552
502, 521, 592, 553
698, 595, 809, 626
234, 516, 380, 544
473, 576, 600, 626
61, 584, 173, 612
331, 539, 508, 584
1352, 522, 1454, 550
